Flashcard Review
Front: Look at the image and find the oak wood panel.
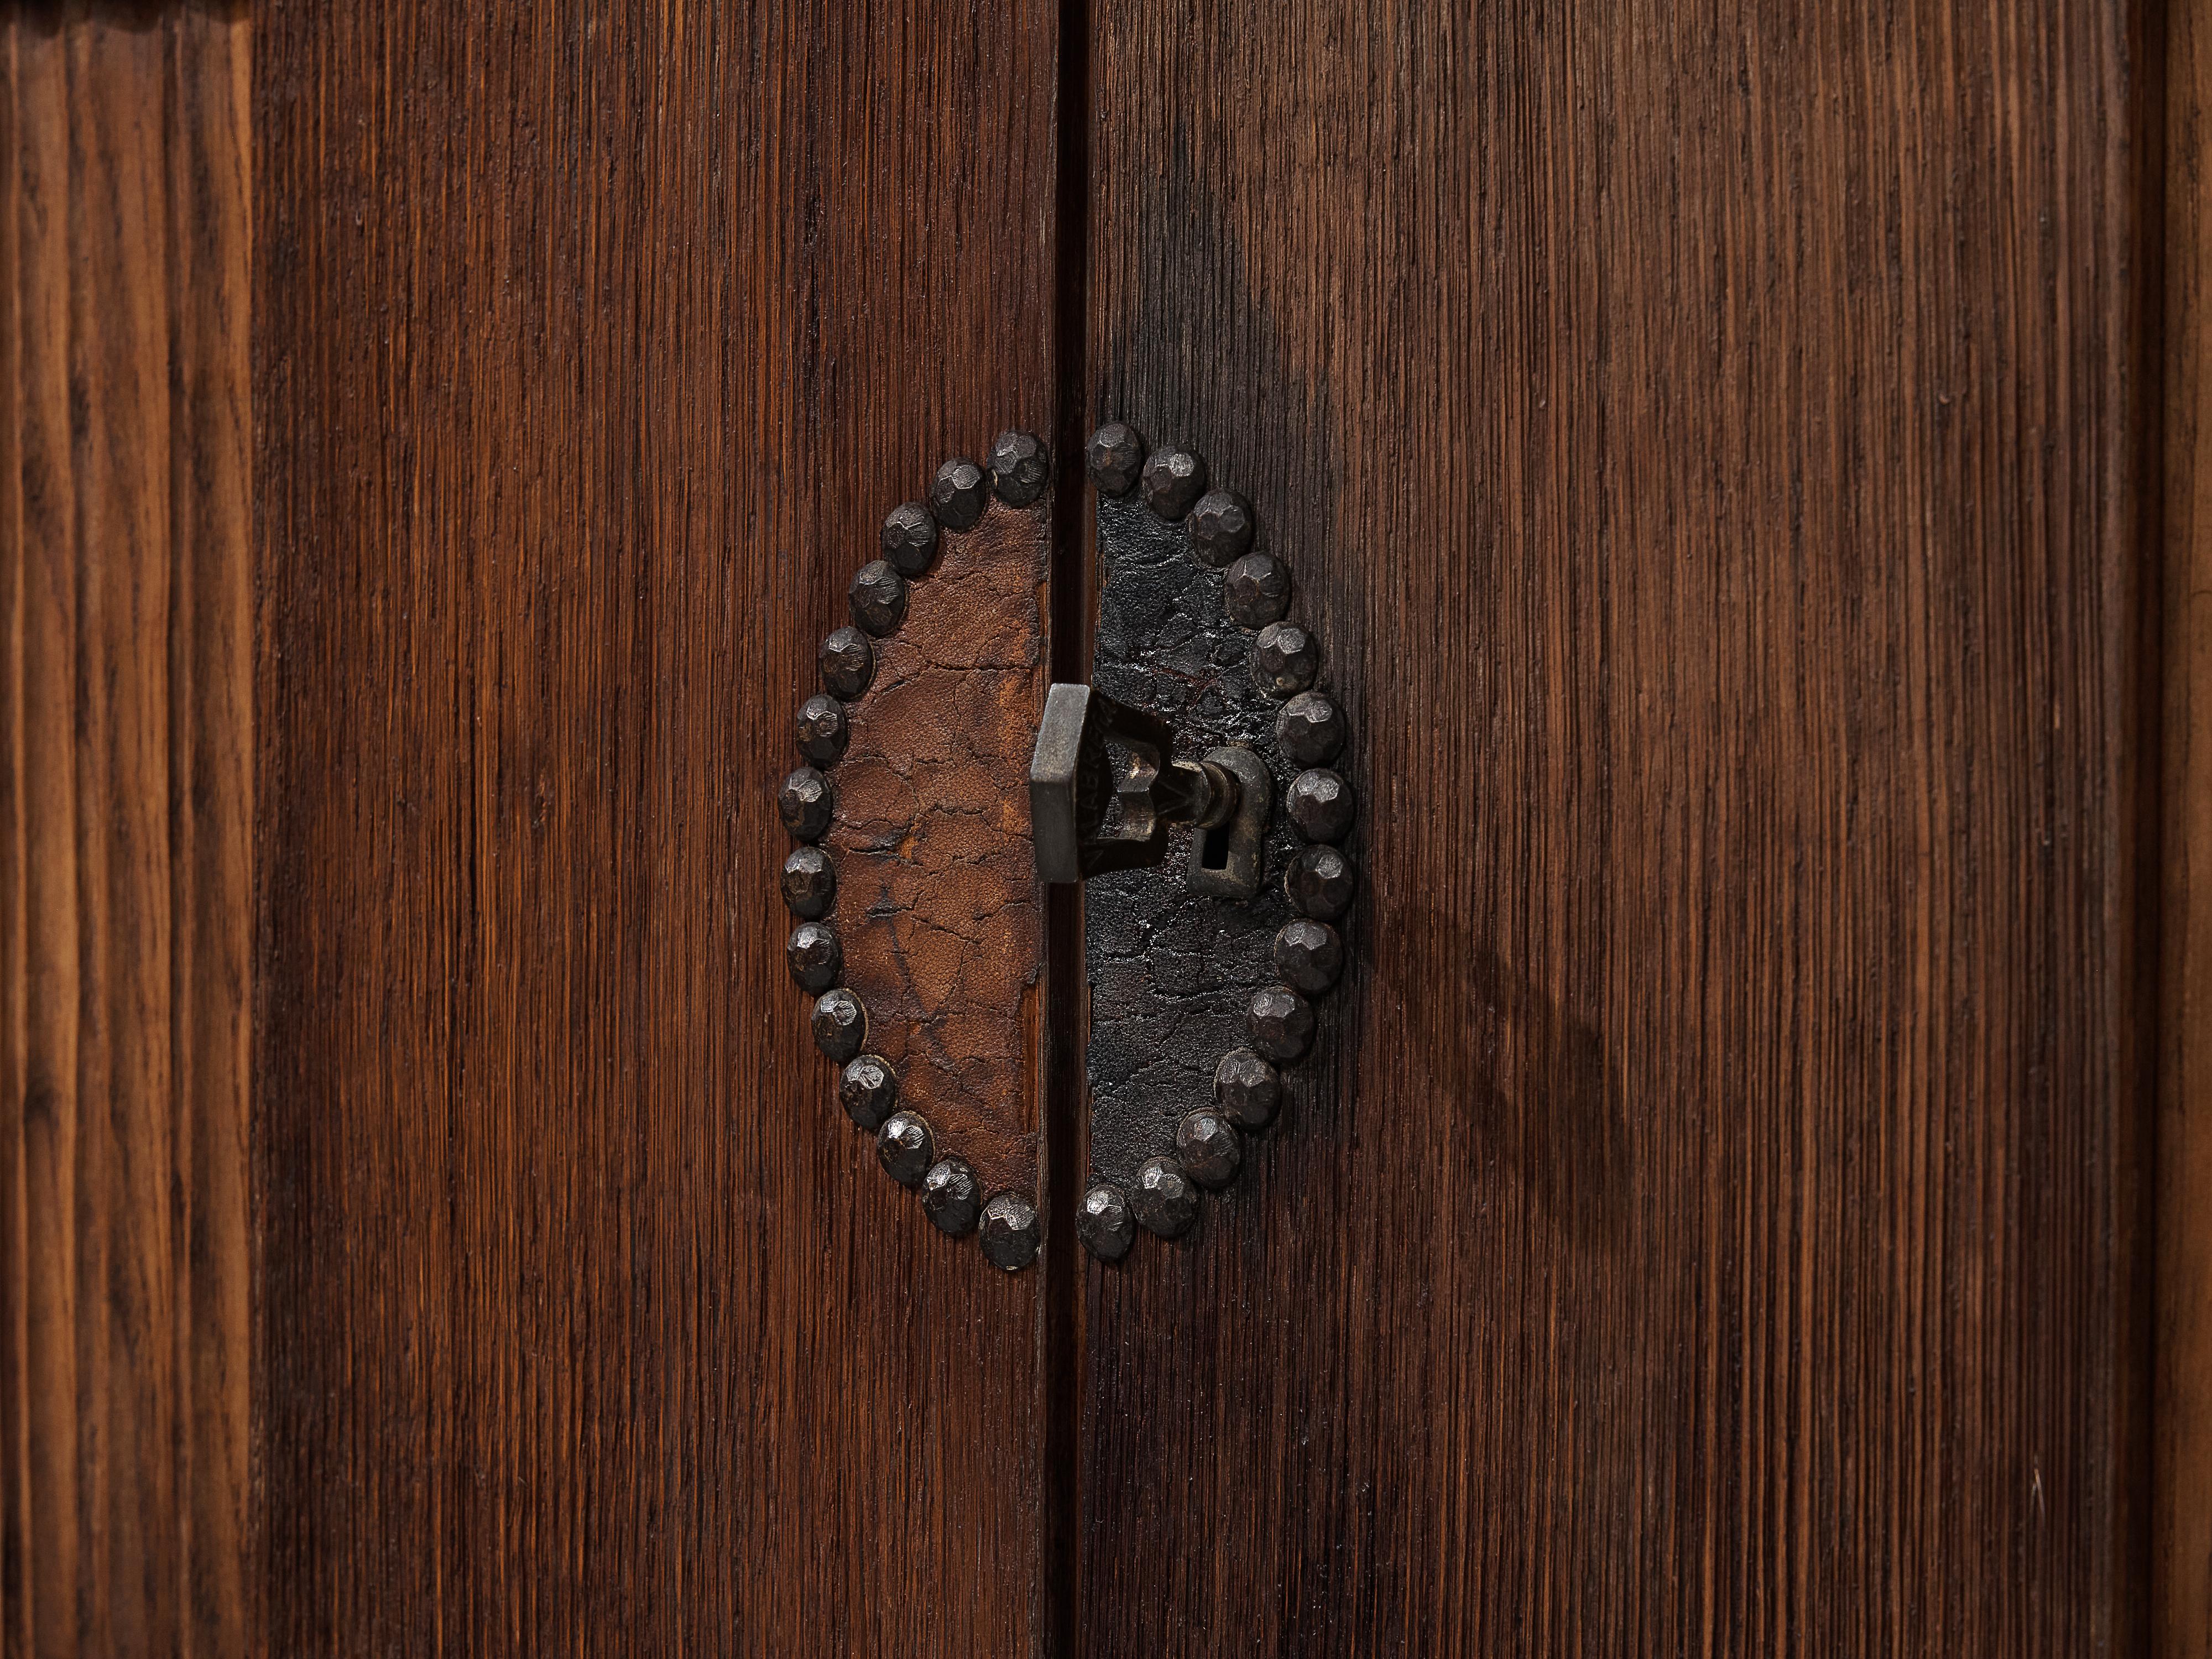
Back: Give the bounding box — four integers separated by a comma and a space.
2163, 1, 2212, 1651
1081, 3, 2156, 1652
0, 9, 252, 1656
253, 7, 1062, 1651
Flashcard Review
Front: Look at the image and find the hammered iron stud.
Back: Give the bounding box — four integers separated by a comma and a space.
777, 767, 833, 842
1130, 1156, 1198, 1238
811, 989, 867, 1062
988, 430, 1050, 506
1077, 1183, 1136, 1260
1213, 1047, 1281, 1129
879, 502, 940, 576
1086, 422, 1147, 495
781, 846, 836, 919
979, 1193, 1042, 1271
1223, 552, 1292, 627
1140, 444, 1208, 520
795, 693, 849, 764
1286, 769, 1355, 843
1275, 692, 1346, 767
1247, 984, 1316, 1063
818, 625, 875, 700
839, 1055, 899, 1130
1285, 844, 1357, 920
921, 1158, 983, 1237
928, 457, 989, 529
1187, 489, 1254, 567
1250, 622, 1319, 698
1272, 918, 1344, 995
786, 922, 842, 995
848, 560, 908, 636
877, 1111, 935, 1187
1176, 1109, 1243, 1188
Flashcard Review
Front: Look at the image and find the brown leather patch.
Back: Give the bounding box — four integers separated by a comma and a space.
826, 500, 1047, 1197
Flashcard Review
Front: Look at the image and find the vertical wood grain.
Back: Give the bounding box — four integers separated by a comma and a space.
2163, 1, 2212, 1652
252, 7, 1061, 1650
0, 8, 251, 1655
1081, 2, 2155, 1652
166, 18, 253, 1653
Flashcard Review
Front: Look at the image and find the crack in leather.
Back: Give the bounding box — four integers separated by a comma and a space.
1086, 493, 1305, 1188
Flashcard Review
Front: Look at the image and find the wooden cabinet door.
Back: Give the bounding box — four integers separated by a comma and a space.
4, 3, 2196, 1655
1076, 8, 2157, 1655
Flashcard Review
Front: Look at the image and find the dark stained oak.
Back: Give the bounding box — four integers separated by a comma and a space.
253, 6, 1062, 1652
2162, 2, 2212, 1653
4, 3, 2190, 1651
1, 11, 252, 1658
1081, 2, 2158, 1653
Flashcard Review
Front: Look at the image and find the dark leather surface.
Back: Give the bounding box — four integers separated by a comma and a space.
828, 500, 1048, 1197
1086, 491, 1313, 1189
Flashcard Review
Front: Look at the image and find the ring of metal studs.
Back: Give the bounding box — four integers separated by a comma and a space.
1072, 423, 1356, 1260
778, 432, 1053, 1274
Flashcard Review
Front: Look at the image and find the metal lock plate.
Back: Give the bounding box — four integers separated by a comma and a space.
1070, 428, 1354, 1256
775, 424, 1353, 1269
